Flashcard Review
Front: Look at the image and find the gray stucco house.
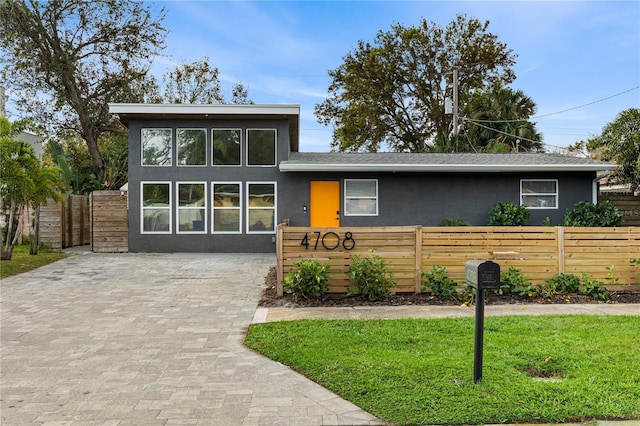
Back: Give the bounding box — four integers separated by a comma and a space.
109, 103, 617, 253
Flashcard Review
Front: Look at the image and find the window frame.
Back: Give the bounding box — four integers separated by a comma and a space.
212, 128, 242, 167
344, 179, 379, 216
176, 182, 207, 234
212, 181, 242, 234
520, 179, 559, 209
176, 128, 207, 167
246, 181, 277, 234
140, 181, 172, 234
141, 128, 173, 167
246, 129, 277, 167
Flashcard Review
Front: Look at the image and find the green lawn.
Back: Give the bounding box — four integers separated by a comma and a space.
0, 244, 69, 279
246, 315, 640, 425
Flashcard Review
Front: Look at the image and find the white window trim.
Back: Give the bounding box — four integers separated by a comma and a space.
246, 129, 277, 167
344, 179, 379, 216
520, 179, 559, 209
140, 181, 172, 234
212, 181, 242, 234
176, 182, 207, 234
141, 128, 173, 167
176, 128, 207, 167
246, 181, 277, 234
212, 128, 242, 167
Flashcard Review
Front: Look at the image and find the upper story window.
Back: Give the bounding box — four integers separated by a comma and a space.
212, 129, 241, 166
141, 182, 171, 233
344, 179, 378, 216
141, 128, 172, 166
521, 179, 558, 209
247, 129, 276, 166
177, 129, 206, 166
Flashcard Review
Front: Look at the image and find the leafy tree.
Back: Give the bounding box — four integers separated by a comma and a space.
315, 14, 517, 152
1, 118, 63, 259
0, 0, 168, 182
589, 108, 640, 192
461, 87, 543, 152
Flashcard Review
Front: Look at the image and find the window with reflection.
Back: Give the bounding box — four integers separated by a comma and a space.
177, 182, 206, 233
344, 179, 378, 216
247, 182, 276, 233
212, 129, 241, 166
247, 129, 276, 166
177, 129, 206, 166
212, 182, 241, 233
141, 182, 171, 233
521, 179, 558, 208
141, 129, 172, 166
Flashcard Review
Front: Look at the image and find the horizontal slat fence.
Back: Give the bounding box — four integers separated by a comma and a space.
91, 190, 128, 253
39, 194, 90, 250
277, 225, 640, 295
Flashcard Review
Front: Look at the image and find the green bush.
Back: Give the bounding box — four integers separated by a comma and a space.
563, 200, 622, 227
348, 249, 395, 301
498, 266, 537, 297
439, 218, 470, 226
542, 273, 581, 296
487, 201, 530, 226
283, 259, 330, 299
580, 274, 610, 301
422, 265, 457, 300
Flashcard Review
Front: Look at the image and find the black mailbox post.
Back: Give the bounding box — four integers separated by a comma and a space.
465, 260, 500, 383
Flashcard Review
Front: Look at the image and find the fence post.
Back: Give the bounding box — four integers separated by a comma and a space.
276, 223, 284, 297
557, 226, 565, 274
415, 225, 422, 293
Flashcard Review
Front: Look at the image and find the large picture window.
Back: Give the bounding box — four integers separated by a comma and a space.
177, 129, 206, 166
212, 129, 241, 166
177, 183, 206, 233
141, 182, 171, 233
247, 182, 276, 233
141, 129, 172, 166
521, 179, 558, 209
247, 129, 276, 166
212, 182, 241, 233
344, 179, 378, 216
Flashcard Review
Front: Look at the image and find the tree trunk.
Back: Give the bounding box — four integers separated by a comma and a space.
29, 205, 40, 255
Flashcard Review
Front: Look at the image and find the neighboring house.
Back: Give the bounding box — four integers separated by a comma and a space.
109, 103, 618, 253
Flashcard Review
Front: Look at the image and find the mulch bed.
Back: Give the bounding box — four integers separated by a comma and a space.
258, 267, 640, 308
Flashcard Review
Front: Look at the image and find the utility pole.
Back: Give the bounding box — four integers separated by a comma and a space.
452, 69, 459, 136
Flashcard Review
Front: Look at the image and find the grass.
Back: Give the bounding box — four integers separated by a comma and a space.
0, 244, 69, 279
246, 315, 640, 425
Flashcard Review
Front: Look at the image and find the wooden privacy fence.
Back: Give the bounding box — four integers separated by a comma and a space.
40, 194, 90, 250
276, 225, 640, 295
90, 190, 128, 253
599, 192, 640, 226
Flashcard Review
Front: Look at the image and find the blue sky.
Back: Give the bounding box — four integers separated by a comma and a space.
151, 0, 639, 152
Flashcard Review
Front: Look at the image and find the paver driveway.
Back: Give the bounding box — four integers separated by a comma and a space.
1, 252, 383, 425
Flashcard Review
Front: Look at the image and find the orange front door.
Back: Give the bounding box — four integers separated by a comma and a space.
310, 181, 340, 227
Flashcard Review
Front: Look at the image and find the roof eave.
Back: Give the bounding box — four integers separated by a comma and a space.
279, 163, 618, 173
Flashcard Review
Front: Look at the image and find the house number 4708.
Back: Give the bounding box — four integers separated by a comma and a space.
300, 231, 355, 251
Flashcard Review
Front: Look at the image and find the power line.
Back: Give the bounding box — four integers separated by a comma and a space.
533, 86, 640, 119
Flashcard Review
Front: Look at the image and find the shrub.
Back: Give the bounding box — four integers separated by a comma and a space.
542, 273, 581, 296
487, 201, 530, 226
498, 266, 537, 297
563, 200, 622, 227
580, 274, 610, 301
422, 265, 457, 300
283, 259, 330, 299
439, 218, 470, 226
348, 249, 395, 301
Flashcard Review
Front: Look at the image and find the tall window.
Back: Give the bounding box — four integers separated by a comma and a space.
344, 179, 378, 216
141, 182, 171, 233
247, 182, 276, 233
521, 179, 558, 209
141, 129, 172, 166
212, 182, 241, 233
247, 129, 276, 166
177, 183, 207, 233
212, 129, 241, 166
177, 129, 206, 166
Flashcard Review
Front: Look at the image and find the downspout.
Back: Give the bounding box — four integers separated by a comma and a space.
593, 170, 611, 203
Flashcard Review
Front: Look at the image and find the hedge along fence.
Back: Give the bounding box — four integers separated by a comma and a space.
276, 225, 640, 296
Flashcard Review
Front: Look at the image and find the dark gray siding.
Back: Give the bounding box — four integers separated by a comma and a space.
281, 171, 596, 227
127, 118, 291, 253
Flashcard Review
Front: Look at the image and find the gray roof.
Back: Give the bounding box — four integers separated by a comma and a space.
279, 152, 617, 173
